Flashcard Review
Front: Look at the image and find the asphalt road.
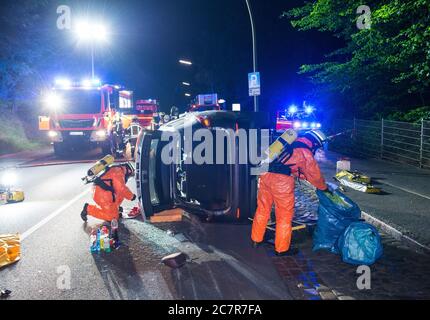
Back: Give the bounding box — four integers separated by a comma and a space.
0, 148, 289, 300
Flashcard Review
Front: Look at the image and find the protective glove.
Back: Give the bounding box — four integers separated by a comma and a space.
322, 185, 334, 195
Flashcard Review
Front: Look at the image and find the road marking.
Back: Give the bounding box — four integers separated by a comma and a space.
380, 181, 430, 201
21, 188, 91, 241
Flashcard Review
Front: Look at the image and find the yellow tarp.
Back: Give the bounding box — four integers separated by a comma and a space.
335, 170, 381, 194
0, 234, 21, 269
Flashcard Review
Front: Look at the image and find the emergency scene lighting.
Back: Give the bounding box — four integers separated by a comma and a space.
0, 0, 429, 311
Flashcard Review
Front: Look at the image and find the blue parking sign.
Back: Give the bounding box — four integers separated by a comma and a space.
248, 72, 261, 96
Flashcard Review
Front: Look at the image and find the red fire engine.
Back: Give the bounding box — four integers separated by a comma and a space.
189, 94, 221, 112
39, 79, 133, 157
275, 104, 321, 132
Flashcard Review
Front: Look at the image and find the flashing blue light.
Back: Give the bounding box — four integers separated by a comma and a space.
293, 121, 301, 129
288, 105, 298, 114
305, 106, 314, 114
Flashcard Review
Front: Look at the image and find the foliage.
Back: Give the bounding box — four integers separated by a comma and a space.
0, 107, 40, 155
284, 0, 430, 117
0, 0, 49, 103
386, 106, 430, 122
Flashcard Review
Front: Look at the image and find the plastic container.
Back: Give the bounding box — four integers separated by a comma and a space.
336, 159, 351, 173
90, 230, 97, 253
111, 219, 119, 249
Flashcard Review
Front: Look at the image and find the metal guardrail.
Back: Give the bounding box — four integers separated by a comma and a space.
326, 118, 430, 170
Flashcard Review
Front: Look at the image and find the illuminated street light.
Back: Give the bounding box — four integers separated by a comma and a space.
185, 93, 191, 97
74, 19, 109, 80
182, 82, 191, 86
179, 59, 193, 66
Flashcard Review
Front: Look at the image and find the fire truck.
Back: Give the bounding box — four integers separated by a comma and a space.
275, 103, 321, 132
111, 99, 159, 159
39, 79, 133, 157
189, 94, 221, 112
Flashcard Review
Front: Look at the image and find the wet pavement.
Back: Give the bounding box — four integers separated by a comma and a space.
2, 149, 430, 300
268, 183, 430, 300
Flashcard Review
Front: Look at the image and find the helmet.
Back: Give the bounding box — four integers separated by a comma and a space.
122, 162, 135, 182
302, 130, 327, 152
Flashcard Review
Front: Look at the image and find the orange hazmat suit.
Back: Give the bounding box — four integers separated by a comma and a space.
87, 166, 135, 222
251, 137, 327, 253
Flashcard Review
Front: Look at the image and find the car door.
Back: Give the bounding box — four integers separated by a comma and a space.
136, 131, 175, 217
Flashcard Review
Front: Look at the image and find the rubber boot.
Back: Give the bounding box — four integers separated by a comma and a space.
80, 203, 89, 222
275, 247, 299, 257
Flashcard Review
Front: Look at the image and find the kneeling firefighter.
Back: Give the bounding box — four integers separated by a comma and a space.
81, 158, 136, 222
252, 130, 328, 256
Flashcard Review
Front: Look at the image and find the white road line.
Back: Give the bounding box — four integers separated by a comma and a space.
21, 188, 91, 241
380, 181, 430, 201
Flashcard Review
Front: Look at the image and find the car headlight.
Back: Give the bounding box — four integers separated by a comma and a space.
302, 122, 309, 129
293, 121, 301, 129
316, 123, 322, 128
311, 122, 316, 129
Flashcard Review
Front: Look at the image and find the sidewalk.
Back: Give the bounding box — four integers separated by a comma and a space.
317, 150, 430, 247
0, 147, 52, 169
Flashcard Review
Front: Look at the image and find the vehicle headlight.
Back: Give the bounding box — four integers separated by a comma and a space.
91, 130, 108, 142
316, 123, 322, 128
95, 130, 106, 137
311, 122, 316, 129
48, 131, 58, 138
302, 122, 309, 129
293, 121, 301, 129
48, 131, 62, 142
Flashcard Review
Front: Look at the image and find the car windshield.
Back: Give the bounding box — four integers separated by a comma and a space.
57, 89, 101, 114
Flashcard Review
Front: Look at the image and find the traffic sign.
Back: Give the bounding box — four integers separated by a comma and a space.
248, 72, 261, 96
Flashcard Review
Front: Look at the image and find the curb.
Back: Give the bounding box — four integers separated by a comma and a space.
362, 211, 430, 254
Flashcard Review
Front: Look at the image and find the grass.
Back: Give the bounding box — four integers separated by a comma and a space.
0, 111, 42, 156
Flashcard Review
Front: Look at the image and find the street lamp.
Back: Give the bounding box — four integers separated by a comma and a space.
245, 0, 259, 112
182, 82, 191, 86
185, 93, 191, 97
75, 20, 109, 80
179, 59, 193, 66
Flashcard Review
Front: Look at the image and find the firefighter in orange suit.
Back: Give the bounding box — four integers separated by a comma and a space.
81, 163, 136, 222
251, 130, 328, 256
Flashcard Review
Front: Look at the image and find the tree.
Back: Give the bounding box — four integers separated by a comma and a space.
0, 0, 50, 107
284, 0, 430, 118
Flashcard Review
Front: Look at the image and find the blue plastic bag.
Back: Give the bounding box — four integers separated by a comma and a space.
313, 189, 361, 253
338, 222, 383, 265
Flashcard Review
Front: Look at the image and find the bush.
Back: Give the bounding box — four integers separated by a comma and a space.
386, 107, 430, 123
0, 109, 40, 155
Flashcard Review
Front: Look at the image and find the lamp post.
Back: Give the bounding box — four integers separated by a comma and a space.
75, 21, 108, 80
245, 0, 259, 112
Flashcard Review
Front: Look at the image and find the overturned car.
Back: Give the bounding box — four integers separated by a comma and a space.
135, 110, 273, 222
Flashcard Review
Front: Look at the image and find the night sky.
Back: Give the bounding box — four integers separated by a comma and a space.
46, 0, 342, 113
